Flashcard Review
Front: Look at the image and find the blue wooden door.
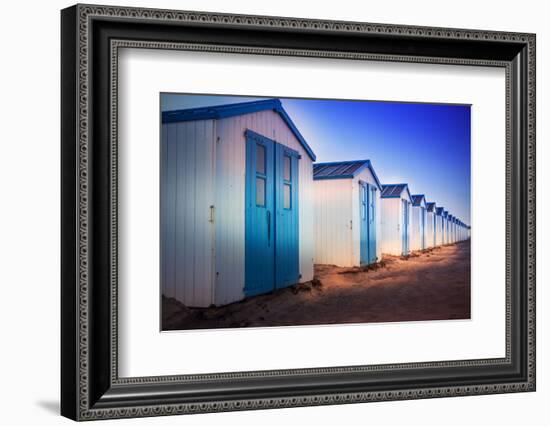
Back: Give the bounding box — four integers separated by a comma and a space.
368, 185, 377, 263
274, 144, 300, 288
359, 183, 369, 265
245, 133, 275, 296
360, 183, 377, 265
402, 200, 409, 255
245, 131, 300, 296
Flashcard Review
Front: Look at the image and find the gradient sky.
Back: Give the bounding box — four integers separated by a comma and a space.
161, 94, 471, 225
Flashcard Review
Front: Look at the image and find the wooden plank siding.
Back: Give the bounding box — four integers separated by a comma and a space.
426, 210, 437, 248
161, 120, 215, 307
380, 197, 400, 255
435, 215, 444, 246
313, 179, 354, 266
380, 196, 412, 256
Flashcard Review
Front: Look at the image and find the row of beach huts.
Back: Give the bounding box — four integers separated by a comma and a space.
161, 98, 471, 307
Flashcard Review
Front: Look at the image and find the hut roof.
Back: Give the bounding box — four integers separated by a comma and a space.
381, 184, 412, 202
162, 98, 316, 161
426, 202, 436, 212
411, 194, 426, 207
313, 160, 382, 189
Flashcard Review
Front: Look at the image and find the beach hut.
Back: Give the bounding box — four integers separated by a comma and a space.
426, 202, 437, 248
453, 217, 458, 242
161, 99, 316, 307
448, 214, 454, 243
435, 207, 445, 246
410, 194, 427, 251
380, 184, 413, 256
313, 160, 383, 267
443, 210, 449, 244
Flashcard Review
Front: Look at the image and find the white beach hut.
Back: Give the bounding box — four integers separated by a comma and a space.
435, 207, 445, 246
449, 215, 456, 243
313, 160, 383, 267
425, 202, 437, 248
161, 99, 316, 307
441, 210, 448, 244
451, 215, 456, 243
410, 194, 427, 251
380, 184, 413, 256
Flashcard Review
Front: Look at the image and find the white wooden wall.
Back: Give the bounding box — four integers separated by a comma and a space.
380, 198, 399, 255
410, 206, 426, 251
426, 211, 436, 248
313, 179, 354, 266
214, 109, 315, 306
435, 215, 443, 246
380, 196, 411, 256
161, 120, 215, 307
451, 222, 455, 243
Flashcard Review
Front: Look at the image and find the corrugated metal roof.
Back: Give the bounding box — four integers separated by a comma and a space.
426, 202, 436, 212
381, 184, 408, 198
411, 194, 426, 206
314, 160, 366, 178
162, 98, 316, 161
313, 160, 382, 190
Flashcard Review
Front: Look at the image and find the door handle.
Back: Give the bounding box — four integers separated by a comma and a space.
209, 205, 215, 223
267, 210, 271, 246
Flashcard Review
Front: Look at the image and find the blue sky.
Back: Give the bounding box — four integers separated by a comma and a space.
161, 94, 471, 225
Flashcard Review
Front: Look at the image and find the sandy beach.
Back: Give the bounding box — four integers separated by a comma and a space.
162, 240, 471, 330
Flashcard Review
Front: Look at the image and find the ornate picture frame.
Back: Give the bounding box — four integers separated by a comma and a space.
61, 4, 535, 420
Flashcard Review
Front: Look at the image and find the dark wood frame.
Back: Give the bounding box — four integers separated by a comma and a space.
61, 4, 536, 421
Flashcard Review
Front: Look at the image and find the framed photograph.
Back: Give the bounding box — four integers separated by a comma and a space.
61, 4, 536, 421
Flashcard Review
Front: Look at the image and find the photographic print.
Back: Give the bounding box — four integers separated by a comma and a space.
160, 94, 471, 331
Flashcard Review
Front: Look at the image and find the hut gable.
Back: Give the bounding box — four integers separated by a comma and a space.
313, 160, 382, 190
411, 194, 427, 208
162, 98, 316, 161
381, 184, 412, 202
